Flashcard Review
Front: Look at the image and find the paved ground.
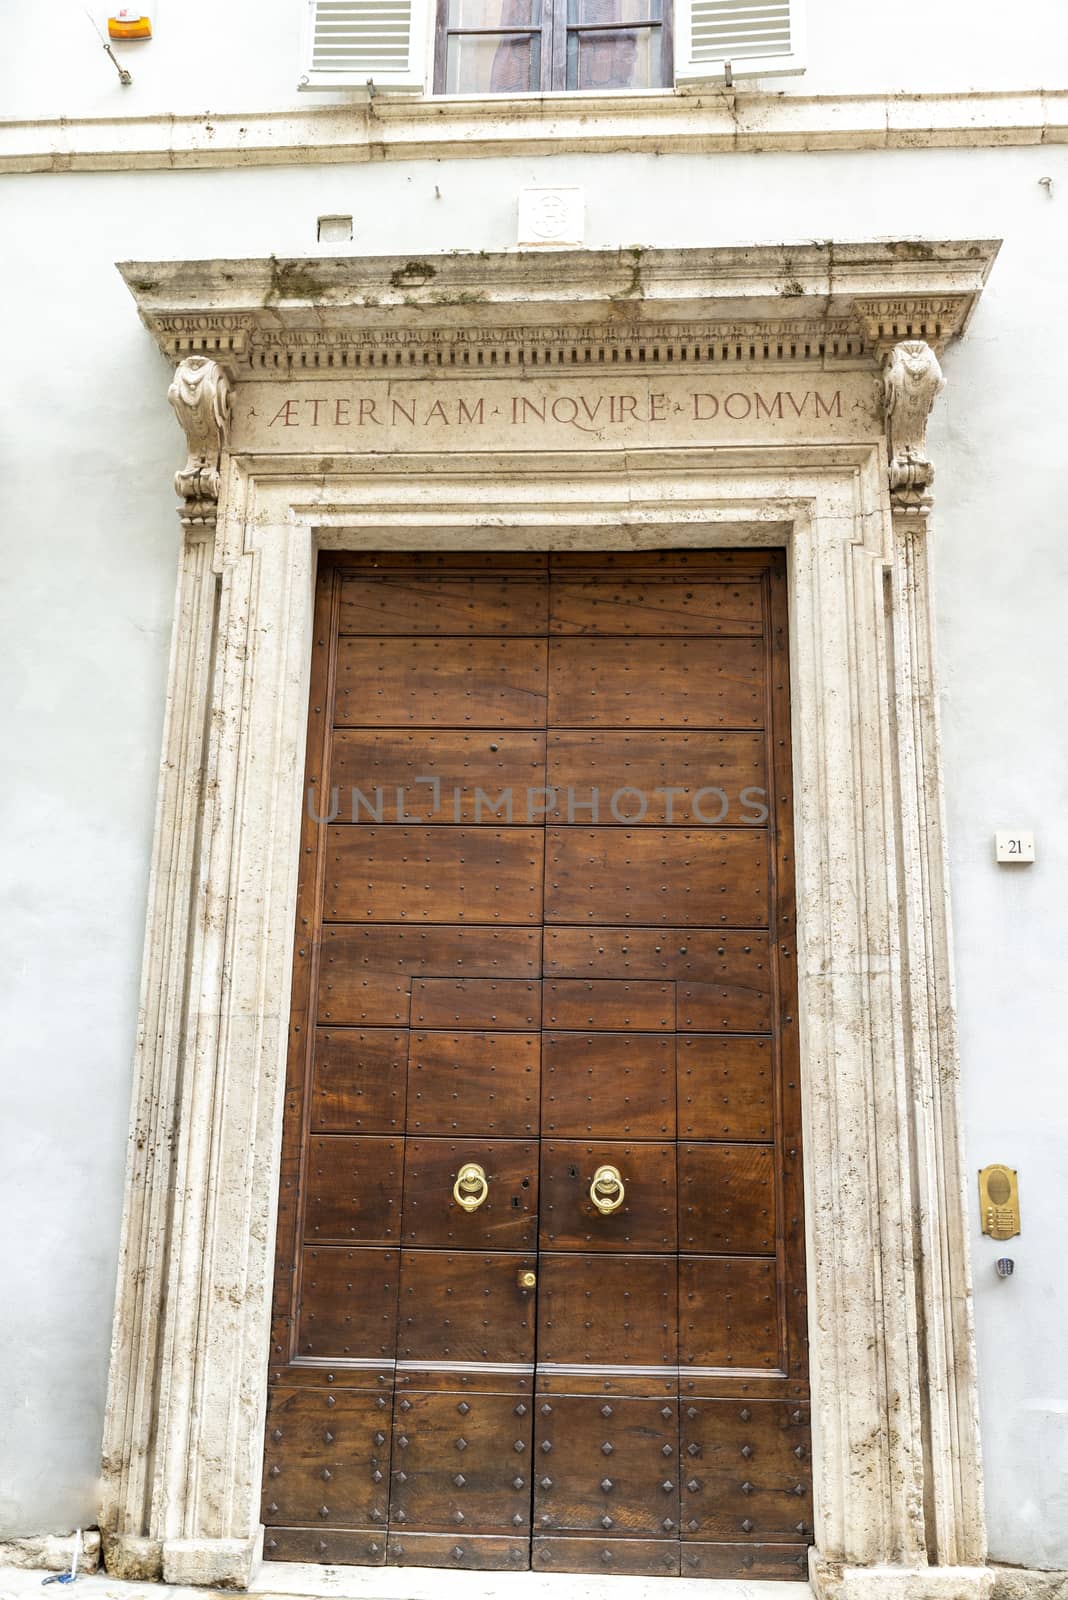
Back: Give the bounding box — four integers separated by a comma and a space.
0, 1563, 805, 1600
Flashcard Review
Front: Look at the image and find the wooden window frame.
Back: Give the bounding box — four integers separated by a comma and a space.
432, 0, 674, 95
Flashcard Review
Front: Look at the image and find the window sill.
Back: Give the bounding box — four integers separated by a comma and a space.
1, 87, 1064, 174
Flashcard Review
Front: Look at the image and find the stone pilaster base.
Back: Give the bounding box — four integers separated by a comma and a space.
161, 1531, 261, 1590
102, 1533, 164, 1581
812, 1554, 995, 1600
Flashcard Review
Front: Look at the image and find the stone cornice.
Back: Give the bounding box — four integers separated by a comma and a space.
3, 89, 1066, 173
120, 242, 999, 375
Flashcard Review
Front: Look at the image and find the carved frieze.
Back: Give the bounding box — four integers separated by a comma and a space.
148, 306, 974, 378
167, 356, 232, 527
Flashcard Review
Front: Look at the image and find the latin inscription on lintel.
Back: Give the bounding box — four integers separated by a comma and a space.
233, 372, 879, 453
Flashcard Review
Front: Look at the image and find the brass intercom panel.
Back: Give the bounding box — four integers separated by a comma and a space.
979, 1164, 1020, 1240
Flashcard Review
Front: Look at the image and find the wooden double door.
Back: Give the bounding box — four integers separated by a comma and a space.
264, 550, 810, 1578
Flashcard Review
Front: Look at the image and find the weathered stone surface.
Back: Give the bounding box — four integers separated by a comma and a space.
230, 373, 877, 454
161, 1535, 258, 1590
992, 1569, 1068, 1600
1, 90, 1066, 174
812, 1558, 995, 1600
0, 1532, 101, 1573
102, 1533, 163, 1581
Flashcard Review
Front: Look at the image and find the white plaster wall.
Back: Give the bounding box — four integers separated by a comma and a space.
2, 0, 1067, 118
0, 236, 178, 1532
0, 136, 1066, 1566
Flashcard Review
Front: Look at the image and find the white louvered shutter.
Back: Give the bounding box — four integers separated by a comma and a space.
300, 0, 431, 90
675, 0, 804, 83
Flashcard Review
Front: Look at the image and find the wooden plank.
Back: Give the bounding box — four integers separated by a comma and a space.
297, 1247, 400, 1361
537, 1254, 677, 1368
679, 1399, 812, 1545
540, 1142, 677, 1252
333, 552, 548, 572
549, 551, 772, 574
330, 729, 545, 821
532, 1395, 679, 1537
398, 1251, 536, 1365
267, 1365, 394, 1392
766, 553, 809, 1386
543, 926, 770, 982
304, 1136, 404, 1243
325, 827, 545, 924
550, 578, 762, 636
679, 1143, 776, 1254
678, 1257, 779, 1371
411, 978, 540, 1030
680, 1543, 810, 1579
544, 829, 769, 927
679, 1375, 809, 1403
542, 1032, 675, 1139
388, 1391, 532, 1534
546, 730, 767, 824
263, 1528, 387, 1565
387, 1533, 529, 1569
533, 1537, 681, 1575
310, 1029, 407, 1133
677, 1036, 773, 1141
262, 1387, 390, 1531
543, 928, 773, 1033
339, 574, 549, 635
335, 637, 547, 727
401, 1139, 539, 1248
318, 926, 541, 1025
548, 637, 764, 728
395, 1365, 534, 1395
407, 1032, 539, 1137
542, 979, 674, 1030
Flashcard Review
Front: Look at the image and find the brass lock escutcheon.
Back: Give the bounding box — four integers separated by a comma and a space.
590, 1164, 625, 1215
453, 1162, 489, 1213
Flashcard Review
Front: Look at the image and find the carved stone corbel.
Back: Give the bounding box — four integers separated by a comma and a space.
167, 355, 232, 527
883, 339, 945, 516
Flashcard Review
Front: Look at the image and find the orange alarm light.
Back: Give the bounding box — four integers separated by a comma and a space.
107, 10, 152, 39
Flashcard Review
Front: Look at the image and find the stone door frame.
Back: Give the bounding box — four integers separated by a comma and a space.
101, 244, 997, 1600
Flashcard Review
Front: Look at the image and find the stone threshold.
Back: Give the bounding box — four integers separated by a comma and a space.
0, 1565, 805, 1600
7, 1559, 1065, 1600
1, 88, 1066, 174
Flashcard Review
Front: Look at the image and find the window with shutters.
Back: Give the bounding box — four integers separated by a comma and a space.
301, 0, 802, 93
434, 0, 671, 94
